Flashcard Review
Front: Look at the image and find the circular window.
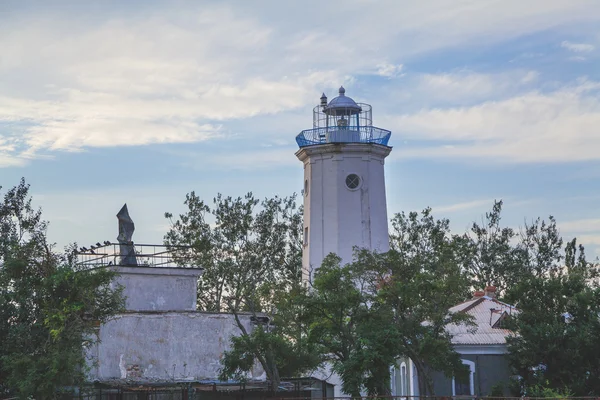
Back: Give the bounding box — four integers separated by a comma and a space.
345, 174, 360, 190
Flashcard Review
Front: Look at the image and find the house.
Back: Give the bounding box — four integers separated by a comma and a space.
393, 286, 518, 397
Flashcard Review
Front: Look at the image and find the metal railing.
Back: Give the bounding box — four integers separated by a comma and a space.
75, 243, 195, 269
296, 126, 391, 148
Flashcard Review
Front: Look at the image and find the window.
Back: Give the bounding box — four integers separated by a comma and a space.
304, 227, 308, 246
454, 373, 471, 395
453, 359, 475, 396
304, 179, 309, 196
345, 173, 360, 189
337, 117, 349, 130
399, 362, 408, 396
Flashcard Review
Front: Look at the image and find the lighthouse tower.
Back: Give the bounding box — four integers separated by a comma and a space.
295, 87, 392, 282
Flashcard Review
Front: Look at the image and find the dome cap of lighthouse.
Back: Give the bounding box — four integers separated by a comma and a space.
324, 86, 362, 116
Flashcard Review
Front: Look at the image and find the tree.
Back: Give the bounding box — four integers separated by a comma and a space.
459, 203, 600, 395
0, 179, 124, 399
456, 200, 523, 296
381, 208, 473, 395
165, 192, 305, 389
302, 254, 398, 398
218, 283, 322, 386
300, 209, 473, 397
507, 233, 600, 395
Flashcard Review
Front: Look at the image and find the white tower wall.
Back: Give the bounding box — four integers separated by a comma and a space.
296, 143, 391, 282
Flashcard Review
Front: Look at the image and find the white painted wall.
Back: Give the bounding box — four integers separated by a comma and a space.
296, 143, 391, 282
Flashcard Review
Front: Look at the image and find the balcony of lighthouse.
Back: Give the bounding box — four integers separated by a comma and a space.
295, 87, 392, 148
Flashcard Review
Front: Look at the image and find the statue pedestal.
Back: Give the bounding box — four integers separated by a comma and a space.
111, 266, 202, 311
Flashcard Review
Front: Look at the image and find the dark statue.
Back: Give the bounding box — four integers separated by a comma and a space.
117, 204, 137, 266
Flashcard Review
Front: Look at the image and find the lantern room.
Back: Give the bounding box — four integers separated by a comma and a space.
296, 86, 391, 147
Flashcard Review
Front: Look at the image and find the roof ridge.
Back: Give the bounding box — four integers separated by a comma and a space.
489, 297, 517, 310
460, 297, 486, 313
451, 297, 481, 309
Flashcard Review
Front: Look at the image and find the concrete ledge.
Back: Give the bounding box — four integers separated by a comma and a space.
114, 266, 203, 277
295, 142, 392, 162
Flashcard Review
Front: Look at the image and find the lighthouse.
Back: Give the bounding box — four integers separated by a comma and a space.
295, 86, 392, 283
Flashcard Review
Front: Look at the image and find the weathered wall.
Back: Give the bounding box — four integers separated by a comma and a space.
112, 266, 202, 311
87, 311, 261, 381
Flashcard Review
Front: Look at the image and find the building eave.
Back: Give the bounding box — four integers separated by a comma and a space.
295, 142, 392, 163
453, 343, 508, 355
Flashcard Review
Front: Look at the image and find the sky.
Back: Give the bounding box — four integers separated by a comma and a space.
1, 0, 600, 258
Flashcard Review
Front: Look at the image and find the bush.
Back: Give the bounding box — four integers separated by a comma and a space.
489, 382, 504, 397
526, 384, 573, 398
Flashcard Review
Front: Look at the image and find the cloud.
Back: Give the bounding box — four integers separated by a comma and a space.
575, 234, 600, 247
391, 79, 600, 163
569, 56, 588, 62
559, 218, 600, 252
0, 6, 345, 162
413, 70, 539, 103
430, 197, 538, 214
376, 63, 404, 78
1, 1, 600, 166
176, 146, 299, 171
561, 40, 595, 53
560, 218, 600, 234
433, 199, 495, 213
0, 154, 28, 168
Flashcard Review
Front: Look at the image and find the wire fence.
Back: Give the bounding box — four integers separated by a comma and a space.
54, 390, 600, 400
62, 387, 322, 400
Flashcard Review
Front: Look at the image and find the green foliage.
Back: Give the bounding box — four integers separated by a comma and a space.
0, 179, 124, 399
384, 208, 473, 394
218, 283, 322, 385
301, 209, 472, 397
525, 383, 574, 398
507, 237, 600, 396
303, 254, 397, 398
460, 202, 600, 396
456, 200, 523, 296
489, 382, 505, 397
168, 191, 600, 397
165, 192, 302, 313
166, 192, 306, 389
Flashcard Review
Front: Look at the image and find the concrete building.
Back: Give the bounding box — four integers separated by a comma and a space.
295, 86, 392, 283
79, 209, 261, 384
86, 263, 260, 383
